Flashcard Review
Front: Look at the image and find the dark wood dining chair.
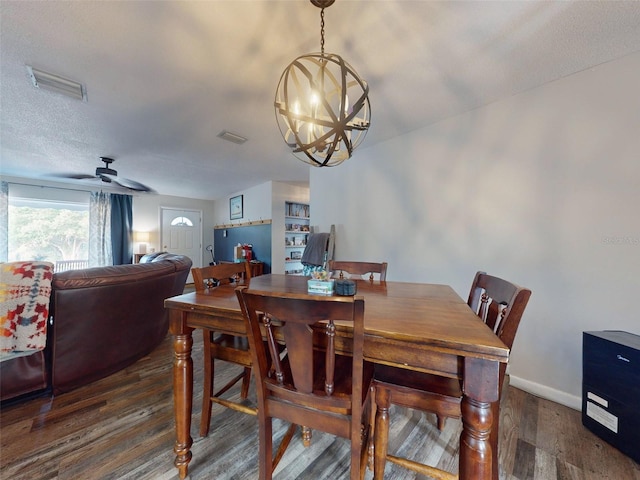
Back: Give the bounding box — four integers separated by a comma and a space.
192, 262, 256, 437
372, 271, 532, 480
236, 286, 373, 480
328, 260, 388, 281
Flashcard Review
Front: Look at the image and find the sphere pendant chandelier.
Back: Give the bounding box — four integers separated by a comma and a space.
274, 0, 371, 167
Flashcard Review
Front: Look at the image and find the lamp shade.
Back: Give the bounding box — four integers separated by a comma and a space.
134, 231, 150, 243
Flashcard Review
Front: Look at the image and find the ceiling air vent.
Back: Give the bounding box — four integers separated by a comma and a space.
26, 66, 87, 101
217, 130, 248, 145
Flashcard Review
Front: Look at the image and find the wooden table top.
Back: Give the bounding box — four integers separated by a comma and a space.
165, 274, 509, 362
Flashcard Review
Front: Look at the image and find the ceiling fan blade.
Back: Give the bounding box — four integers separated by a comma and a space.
101, 174, 154, 192
51, 173, 98, 180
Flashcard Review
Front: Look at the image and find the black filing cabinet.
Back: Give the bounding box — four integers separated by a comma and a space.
582, 330, 640, 463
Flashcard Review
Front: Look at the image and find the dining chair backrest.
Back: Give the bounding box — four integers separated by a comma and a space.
192, 261, 251, 291
328, 260, 388, 282
192, 260, 255, 437
236, 286, 371, 479
237, 287, 366, 413
467, 271, 532, 352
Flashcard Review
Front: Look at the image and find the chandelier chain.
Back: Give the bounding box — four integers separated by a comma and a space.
320, 8, 325, 55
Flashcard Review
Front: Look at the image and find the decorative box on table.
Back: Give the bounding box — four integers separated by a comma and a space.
335, 279, 357, 296
307, 279, 335, 295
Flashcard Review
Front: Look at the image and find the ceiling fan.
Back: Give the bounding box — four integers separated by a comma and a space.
56, 157, 154, 192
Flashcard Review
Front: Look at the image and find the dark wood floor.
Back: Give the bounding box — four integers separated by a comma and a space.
1, 333, 638, 480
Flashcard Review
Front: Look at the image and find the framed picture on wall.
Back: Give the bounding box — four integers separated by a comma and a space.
230, 195, 243, 220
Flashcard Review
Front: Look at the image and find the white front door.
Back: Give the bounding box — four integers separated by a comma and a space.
160, 207, 202, 284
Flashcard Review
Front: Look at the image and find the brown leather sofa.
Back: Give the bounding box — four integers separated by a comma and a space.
0, 253, 191, 401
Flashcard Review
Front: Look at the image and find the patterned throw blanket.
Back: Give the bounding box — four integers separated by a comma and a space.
0, 261, 54, 360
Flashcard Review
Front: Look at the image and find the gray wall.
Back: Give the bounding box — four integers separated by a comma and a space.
310, 52, 640, 409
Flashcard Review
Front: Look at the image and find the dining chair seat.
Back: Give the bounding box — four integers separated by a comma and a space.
373, 365, 462, 430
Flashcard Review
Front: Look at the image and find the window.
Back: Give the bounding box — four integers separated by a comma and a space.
8, 185, 89, 270
170, 216, 194, 227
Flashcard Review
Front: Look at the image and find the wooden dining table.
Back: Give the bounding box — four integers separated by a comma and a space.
164, 274, 509, 480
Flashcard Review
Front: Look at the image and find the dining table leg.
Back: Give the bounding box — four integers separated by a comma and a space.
170, 310, 194, 480
459, 357, 500, 480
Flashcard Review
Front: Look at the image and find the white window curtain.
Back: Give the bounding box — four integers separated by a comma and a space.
89, 192, 112, 267
0, 181, 7, 262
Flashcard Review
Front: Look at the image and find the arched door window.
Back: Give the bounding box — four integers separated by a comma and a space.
170, 216, 194, 227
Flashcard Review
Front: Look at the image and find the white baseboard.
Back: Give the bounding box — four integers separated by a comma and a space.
509, 375, 582, 411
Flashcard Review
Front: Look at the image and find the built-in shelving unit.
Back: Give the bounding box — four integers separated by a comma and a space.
284, 202, 309, 275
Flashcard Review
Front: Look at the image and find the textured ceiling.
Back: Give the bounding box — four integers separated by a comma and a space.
2, 1, 640, 200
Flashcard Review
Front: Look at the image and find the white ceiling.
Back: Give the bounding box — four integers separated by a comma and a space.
2, 1, 640, 200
